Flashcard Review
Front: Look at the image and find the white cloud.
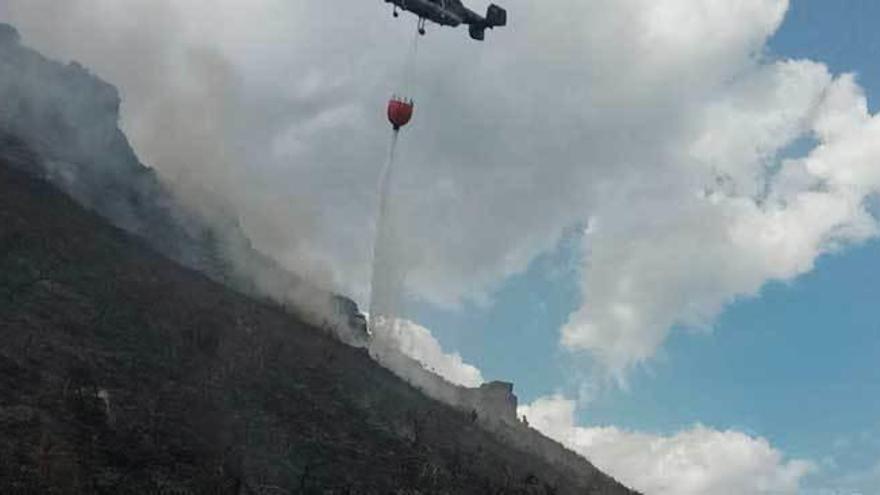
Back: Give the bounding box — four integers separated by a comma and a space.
4, 0, 880, 375
519, 395, 815, 495
561, 58, 880, 371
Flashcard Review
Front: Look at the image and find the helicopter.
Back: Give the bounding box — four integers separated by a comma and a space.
386, 0, 507, 40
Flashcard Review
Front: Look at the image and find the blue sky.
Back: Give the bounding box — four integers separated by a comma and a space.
419, 1, 880, 490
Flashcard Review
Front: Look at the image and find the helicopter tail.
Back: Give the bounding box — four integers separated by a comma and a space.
469, 4, 506, 40
486, 4, 507, 27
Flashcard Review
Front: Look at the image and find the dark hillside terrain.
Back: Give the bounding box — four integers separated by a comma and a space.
0, 148, 636, 493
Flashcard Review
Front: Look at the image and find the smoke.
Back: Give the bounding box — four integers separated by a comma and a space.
0, 4, 490, 421
0, 0, 342, 296
5, 0, 880, 380
0, 15, 348, 342
369, 316, 484, 388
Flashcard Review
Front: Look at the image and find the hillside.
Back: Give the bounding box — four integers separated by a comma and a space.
0, 141, 636, 494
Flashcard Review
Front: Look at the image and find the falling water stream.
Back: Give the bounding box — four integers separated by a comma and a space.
368, 130, 402, 324
367, 31, 422, 327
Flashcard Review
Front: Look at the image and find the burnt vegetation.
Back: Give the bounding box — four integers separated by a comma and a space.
0, 145, 637, 494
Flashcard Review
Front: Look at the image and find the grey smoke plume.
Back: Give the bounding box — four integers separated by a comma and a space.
0, 3, 475, 397
0, 0, 409, 307
6, 0, 880, 380
0, 20, 350, 341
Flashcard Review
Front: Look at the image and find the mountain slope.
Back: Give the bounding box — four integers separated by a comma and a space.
0, 148, 636, 493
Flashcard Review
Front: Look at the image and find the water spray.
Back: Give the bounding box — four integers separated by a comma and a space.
367, 31, 419, 331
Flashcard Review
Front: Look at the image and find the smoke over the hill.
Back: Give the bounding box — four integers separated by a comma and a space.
0, 19, 353, 340
4, 1, 880, 381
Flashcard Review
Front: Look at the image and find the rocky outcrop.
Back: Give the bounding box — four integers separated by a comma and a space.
369, 334, 620, 489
